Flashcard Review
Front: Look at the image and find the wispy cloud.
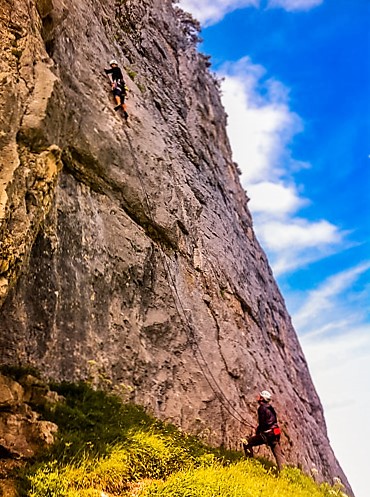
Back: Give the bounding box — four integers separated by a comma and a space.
247, 181, 307, 216
257, 219, 344, 275
303, 323, 370, 497
293, 262, 370, 497
302, 323, 370, 391
259, 220, 341, 252
267, 0, 324, 12
178, 0, 258, 26
218, 57, 345, 275
178, 0, 323, 26
221, 58, 304, 184
293, 262, 370, 334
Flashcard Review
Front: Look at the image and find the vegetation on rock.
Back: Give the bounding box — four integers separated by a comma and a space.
14, 383, 347, 497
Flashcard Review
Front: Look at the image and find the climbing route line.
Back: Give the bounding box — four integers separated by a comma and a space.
123, 127, 253, 429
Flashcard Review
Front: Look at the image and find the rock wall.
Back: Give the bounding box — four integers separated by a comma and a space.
0, 372, 59, 496
0, 0, 351, 491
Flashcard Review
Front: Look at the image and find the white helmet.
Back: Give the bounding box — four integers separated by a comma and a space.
109, 59, 118, 66
259, 390, 272, 402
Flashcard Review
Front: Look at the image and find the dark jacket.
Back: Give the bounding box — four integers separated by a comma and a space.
104, 66, 124, 82
256, 402, 278, 434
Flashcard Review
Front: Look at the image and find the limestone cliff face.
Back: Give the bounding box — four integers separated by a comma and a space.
0, 0, 350, 491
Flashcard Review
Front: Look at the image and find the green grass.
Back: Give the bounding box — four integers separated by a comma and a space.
15, 382, 348, 497
138, 463, 348, 497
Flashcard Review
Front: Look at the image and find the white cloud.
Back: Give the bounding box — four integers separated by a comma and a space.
178, 0, 323, 26
263, 243, 341, 276
219, 57, 345, 276
258, 219, 341, 251
248, 181, 307, 215
267, 0, 324, 12
254, 219, 343, 274
294, 265, 370, 497
302, 325, 370, 369
301, 326, 370, 497
178, 0, 258, 26
293, 262, 370, 333
221, 59, 303, 184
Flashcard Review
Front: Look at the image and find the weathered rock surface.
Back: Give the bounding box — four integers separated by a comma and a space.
0, 373, 58, 459
0, 0, 351, 492
0, 373, 59, 495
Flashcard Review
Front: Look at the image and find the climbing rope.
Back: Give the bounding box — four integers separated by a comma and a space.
122, 126, 254, 429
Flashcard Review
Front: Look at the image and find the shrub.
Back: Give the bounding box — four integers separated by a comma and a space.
138, 462, 346, 497
17, 383, 348, 497
26, 462, 68, 497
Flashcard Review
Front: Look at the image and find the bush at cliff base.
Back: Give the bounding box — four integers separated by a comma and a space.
19, 382, 348, 497
138, 462, 348, 497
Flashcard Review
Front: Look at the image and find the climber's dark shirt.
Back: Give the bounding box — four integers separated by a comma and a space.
256, 403, 278, 433
104, 66, 124, 82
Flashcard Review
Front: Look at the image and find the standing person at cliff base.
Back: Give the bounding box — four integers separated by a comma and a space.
104, 59, 128, 119
242, 390, 284, 471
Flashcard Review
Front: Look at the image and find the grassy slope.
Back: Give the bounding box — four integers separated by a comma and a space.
15, 383, 347, 497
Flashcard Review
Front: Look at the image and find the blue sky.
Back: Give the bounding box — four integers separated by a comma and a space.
179, 1, 369, 496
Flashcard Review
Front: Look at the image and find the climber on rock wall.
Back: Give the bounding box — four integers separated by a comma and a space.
104, 59, 128, 119
241, 390, 284, 471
